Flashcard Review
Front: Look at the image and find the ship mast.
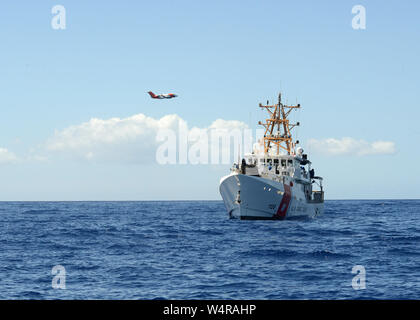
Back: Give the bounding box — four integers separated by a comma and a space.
258, 93, 301, 155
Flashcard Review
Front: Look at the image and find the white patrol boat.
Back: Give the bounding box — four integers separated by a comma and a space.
219, 93, 324, 220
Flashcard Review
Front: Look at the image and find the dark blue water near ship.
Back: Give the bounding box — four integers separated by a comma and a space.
0, 200, 419, 299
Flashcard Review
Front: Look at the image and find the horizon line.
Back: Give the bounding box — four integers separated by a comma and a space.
0, 199, 419, 202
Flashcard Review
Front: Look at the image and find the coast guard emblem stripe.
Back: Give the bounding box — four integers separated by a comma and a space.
275, 184, 291, 219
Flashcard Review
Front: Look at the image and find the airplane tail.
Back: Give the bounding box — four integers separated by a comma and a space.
148, 91, 157, 98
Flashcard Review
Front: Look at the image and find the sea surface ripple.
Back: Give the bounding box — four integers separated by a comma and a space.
0, 200, 419, 299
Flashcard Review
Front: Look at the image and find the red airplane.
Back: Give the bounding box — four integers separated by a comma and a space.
148, 91, 178, 99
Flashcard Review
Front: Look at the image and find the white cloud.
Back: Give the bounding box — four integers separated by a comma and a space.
46, 113, 183, 163
0, 148, 19, 164
306, 137, 396, 156
45, 113, 250, 164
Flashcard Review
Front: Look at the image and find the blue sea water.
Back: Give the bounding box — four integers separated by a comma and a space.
0, 200, 419, 299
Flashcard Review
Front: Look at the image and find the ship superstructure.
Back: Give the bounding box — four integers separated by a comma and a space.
219, 93, 324, 219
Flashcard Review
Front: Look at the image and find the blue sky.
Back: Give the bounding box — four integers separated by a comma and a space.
0, 0, 419, 200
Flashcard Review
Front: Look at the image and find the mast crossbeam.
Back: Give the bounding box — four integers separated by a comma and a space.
258, 93, 301, 155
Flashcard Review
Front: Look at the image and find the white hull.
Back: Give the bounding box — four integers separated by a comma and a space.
219, 174, 323, 220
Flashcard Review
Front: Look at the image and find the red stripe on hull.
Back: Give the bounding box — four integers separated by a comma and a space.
274, 184, 292, 219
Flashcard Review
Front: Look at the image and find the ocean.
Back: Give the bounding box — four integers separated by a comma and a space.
0, 200, 418, 299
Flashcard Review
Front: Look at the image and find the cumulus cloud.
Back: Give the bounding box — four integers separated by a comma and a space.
306, 137, 396, 156
45, 113, 250, 164
0, 148, 19, 164
46, 114, 182, 163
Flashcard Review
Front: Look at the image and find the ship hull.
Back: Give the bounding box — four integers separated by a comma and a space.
219, 174, 323, 220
